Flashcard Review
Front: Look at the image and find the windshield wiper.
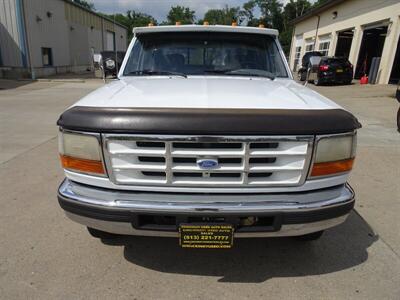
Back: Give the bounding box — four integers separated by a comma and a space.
204, 68, 275, 80
126, 70, 187, 78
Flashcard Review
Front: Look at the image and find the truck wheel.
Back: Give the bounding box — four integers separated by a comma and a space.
298, 71, 306, 81
295, 230, 324, 241
87, 227, 120, 239
314, 78, 320, 86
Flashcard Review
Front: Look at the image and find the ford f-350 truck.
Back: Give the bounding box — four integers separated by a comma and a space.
57, 25, 360, 248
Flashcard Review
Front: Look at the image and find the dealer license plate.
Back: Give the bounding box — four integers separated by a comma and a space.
336, 69, 343, 73
179, 224, 234, 249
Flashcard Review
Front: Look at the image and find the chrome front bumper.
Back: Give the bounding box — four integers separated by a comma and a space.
58, 179, 355, 237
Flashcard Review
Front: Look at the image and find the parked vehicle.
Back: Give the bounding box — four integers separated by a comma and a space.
297, 51, 323, 81
308, 57, 354, 86
57, 25, 361, 248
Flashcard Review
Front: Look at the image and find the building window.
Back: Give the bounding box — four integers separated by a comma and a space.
294, 46, 302, 71
319, 41, 330, 56
41, 48, 53, 66
305, 43, 314, 53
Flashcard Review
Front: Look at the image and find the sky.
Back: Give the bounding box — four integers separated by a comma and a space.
90, 0, 292, 22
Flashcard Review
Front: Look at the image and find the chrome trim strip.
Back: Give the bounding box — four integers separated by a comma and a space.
65, 212, 349, 237
58, 178, 354, 214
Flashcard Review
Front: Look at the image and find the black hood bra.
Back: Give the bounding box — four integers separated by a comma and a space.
57, 106, 361, 135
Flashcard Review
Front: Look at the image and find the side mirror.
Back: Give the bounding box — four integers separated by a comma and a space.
93, 53, 106, 81
93, 54, 102, 70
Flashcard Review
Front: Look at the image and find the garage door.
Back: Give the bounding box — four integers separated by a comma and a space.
106, 31, 115, 51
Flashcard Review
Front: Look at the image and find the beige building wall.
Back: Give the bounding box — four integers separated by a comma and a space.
289, 0, 400, 84
23, 0, 70, 68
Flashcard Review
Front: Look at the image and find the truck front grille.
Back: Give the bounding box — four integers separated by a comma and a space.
103, 135, 313, 188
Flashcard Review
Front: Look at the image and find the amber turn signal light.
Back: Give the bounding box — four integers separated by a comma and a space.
310, 158, 354, 177
60, 155, 105, 175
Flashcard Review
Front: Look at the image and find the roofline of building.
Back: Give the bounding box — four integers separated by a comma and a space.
290, 0, 347, 25
62, 0, 128, 30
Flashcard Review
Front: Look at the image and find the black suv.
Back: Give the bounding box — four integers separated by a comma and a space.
297, 51, 323, 81
307, 57, 354, 86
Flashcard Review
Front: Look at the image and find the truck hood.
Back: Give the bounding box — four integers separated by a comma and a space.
73, 76, 342, 110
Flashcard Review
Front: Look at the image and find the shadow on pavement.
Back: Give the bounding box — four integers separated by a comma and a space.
101, 211, 377, 283
0, 79, 35, 90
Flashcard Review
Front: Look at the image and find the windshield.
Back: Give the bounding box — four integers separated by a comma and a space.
123, 32, 288, 78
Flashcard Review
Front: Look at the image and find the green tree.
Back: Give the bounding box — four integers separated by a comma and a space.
241, 1, 260, 26
106, 11, 157, 41
202, 6, 242, 25
252, 0, 284, 31
283, 0, 311, 25
313, 0, 330, 7
72, 0, 95, 11
244, 0, 313, 55
279, 0, 312, 53
166, 6, 195, 25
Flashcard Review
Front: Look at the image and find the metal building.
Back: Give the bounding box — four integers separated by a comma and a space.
289, 0, 400, 84
0, 0, 128, 79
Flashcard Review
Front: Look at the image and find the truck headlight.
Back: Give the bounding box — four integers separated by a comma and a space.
105, 59, 115, 69
58, 131, 106, 176
310, 134, 356, 178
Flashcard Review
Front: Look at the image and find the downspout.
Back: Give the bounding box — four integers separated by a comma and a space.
101, 18, 104, 51
21, 0, 36, 80
313, 15, 321, 50
15, 0, 28, 74
288, 26, 295, 71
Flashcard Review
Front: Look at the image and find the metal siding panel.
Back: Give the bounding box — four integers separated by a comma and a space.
0, 0, 23, 66
15, 0, 27, 66
0, 0, 127, 70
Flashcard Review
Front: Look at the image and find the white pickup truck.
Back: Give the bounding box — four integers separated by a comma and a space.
57, 25, 360, 248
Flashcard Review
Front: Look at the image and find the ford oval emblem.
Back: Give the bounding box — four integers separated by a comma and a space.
197, 158, 219, 170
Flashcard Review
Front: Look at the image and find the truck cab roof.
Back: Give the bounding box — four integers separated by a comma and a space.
133, 24, 279, 37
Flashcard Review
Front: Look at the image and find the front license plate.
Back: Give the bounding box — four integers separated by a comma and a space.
336, 69, 343, 73
179, 224, 234, 249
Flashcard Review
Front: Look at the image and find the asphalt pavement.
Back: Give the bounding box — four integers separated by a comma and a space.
0, 79, 399, 299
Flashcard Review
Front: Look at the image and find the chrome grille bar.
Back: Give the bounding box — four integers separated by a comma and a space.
103, 135, 314, 188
